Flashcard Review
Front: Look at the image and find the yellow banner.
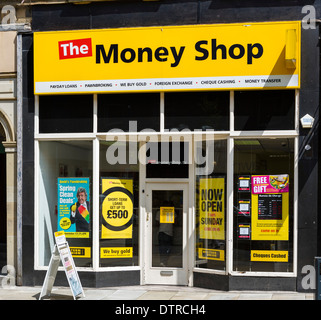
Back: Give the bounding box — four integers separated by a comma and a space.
251, 250, 288, 262
199, 248, 225, 261
101, 178, 134, 239
199, 177, 225, 240
34, 21, 300, 94
100, 247, 133, 258
70, 247, 91, 258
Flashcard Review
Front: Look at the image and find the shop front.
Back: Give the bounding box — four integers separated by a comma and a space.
22, 20, 307, 290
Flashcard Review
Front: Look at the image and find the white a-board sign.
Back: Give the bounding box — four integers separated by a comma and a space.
39, 231, 85, 300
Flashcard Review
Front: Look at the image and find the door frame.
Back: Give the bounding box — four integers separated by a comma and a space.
141, 181, 193, 286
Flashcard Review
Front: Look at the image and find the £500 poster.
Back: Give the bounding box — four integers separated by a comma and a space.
101, 178, 134, 239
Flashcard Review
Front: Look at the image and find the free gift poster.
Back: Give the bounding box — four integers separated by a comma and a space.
251, 175, 289, 241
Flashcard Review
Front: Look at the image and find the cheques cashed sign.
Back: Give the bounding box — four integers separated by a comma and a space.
34, 21, 300, 94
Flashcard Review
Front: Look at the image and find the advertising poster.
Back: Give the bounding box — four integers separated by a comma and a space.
160, 207, 175, 224
53, 231, 84, 299
199, 177, 225, 240
238, 176, 251, 192
198, 248, 225, 261
251, 250, 288, 262
251, 175, 289, 240
238, 200, 251, 216
70, 247, 91, 258
59, 246, 83, 297
100, 247, 133, 259
238, 223, 251, 239
57, 178, 90, 238
101, 178, 134, 239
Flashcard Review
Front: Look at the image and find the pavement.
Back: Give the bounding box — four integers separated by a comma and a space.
0, 284, 315, 300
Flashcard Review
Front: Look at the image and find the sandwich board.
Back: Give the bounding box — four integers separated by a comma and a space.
39, 231, 85, 300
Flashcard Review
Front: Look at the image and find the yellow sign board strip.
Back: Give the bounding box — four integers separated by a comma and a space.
70, 247, 91, 258
101, 247, 133, 258
251, 250, 288, 262
198, 248, 225, 261
34, 21, 300, 94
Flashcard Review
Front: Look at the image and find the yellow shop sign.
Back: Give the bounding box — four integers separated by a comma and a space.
251, 250, 288, 262
34, 21, 300, 94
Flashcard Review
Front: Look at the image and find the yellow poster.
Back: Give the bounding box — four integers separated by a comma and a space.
198, 248, 225, 261
101, 178, 134, 239
70, 247, 91, 258
160, 207, 175, 223
100, 247, 133, 258
251, 250, 288, 262
251, 175, 289, 240
199, 178, 225, 240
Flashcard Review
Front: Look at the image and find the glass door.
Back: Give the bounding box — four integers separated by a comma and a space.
144, 183, 189, 285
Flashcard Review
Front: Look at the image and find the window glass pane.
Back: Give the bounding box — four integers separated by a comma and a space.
152, 190, 183, 268
195, 139, 227, 271
165, 91, 229, 131
234, 90, 295, 131
38, 141, 93, 267
98, 93, 160, 132
39, 95, 93, 133
233, 138, 294, 272
99, 141, 139, 267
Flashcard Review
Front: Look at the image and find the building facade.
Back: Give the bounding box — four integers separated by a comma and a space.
0, 3, 30, 283
17, 0, 320, 292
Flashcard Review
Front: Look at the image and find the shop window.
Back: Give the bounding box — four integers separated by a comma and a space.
164, 91, 229, 131
38, 141, 93, 267
98, 93, 160, 132
233, 138, 294, 272
195, 139, 227, 271
39, 95, 93, 133
99, 141, 139, 267
234, 90, 295, 131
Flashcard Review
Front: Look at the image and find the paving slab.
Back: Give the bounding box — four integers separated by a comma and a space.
271, 292, 308, 300
170, 291, 210, 300
207, 293, 240, 300
78, 289, 116, 300
137, 290, 178, 300
237, 293, 273, 300
103, 289, 147, 300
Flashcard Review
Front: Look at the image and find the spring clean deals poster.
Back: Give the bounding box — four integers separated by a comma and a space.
57, 178, 90, 238
251, 175, 289, 240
